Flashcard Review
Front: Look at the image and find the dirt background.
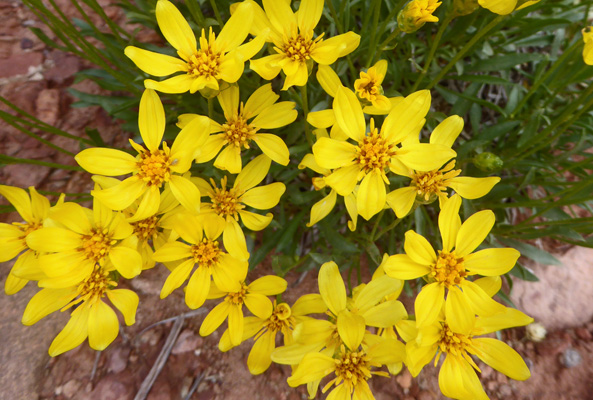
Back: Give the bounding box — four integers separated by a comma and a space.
1, 0, 593, 399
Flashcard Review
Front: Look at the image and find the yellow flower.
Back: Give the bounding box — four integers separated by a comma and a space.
21, 264, 139, 356
312, 87, 456, 220
405, 307, 533, 400
200, 274, 287, 347
477, 0, 540, 15
386, 116, 500, 218
384, 195, 520, 333
398, 0, 442, 34
583, 27, 593, 66
125, 0, 265, 95
353, 60, 393, 112
192, 154, 285, 260
26, 197, 142, 285
249, 0, 360, 90
152, 213, 248, 310
76, 89, 210, 221
0, 185, 58, 294
177, 83, 296, 173
219, 300, 317, 375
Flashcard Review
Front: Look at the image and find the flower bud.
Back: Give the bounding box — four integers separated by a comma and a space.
453, 0, 479, 16
397, 0, 442, 34
473, 152, 503, 173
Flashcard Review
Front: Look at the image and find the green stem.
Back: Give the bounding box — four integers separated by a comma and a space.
300, 85, 314, 148
185, 0, 205, 27
374, 216, 403, 241
0, 155, 83, 171
209, 0, 223, 27
326, 0, 344, 33
371, 27, 401, 66
370, 209, 386, 242
425, 15, 505, 90
365, 0, 383, 67
207, 97, 214, 119
411, 13, 453, 92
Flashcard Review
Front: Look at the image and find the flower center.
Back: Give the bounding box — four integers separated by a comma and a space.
354, 72, 381, 102
412, 161, 460, 201
264, 303, 294, 333
279, 31, 320, 62
80, 228, 115, 262
355, 125, 396, 173
209, 177, 245, 220
222, 114, 258, 149
131, 216, 159, 241
437, 323, 472, 357
225, 282, 248, 305
191, 239, 221, 267
63, 265, 117, 310
136, 147, 172, 187
333, 348, 372, 390
187, 29, 221, 78
430, 250, 467, 287
14, 221, 42, 241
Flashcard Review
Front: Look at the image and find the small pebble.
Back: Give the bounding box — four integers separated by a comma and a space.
560, 348, 582, 368
20, 38, 33, 49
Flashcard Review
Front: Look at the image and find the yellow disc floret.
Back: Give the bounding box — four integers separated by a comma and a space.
80, 228, 116, 262
222, 110, 258, 149
411, 161, 461, 201
354, 70, 382, 103
261, 303, 294, 336
278, 29, 322, 62
136, 145, 172, 187
130, 216, 159, 241
430, 250, 467, 287
191, 239, 221, 267
63, 265, 117, 309
187, 28, 221, 79
209, 177, 245, 220
327, 347, 373, 393
355, 121, 397, 173
225, 282, 249, 305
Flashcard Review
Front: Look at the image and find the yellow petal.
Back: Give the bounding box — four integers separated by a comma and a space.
200, 301, 231, 336
251, 102, 297, 129
396, 143, 456, 171
235, 154, 271, 191
324, 164, 361, 196
88, 300, 119, 351
243, 83, 279, 119
316, 65, 341, 97
318, 261, 347, 315
297, 0, 323, 32
4, 273, 27, 295
383, 90, 431, 144
247, 330, 276, 375
139, 89, 165, 152
240, 210, 273, 231
248, 275, 287, 296
241, 182, 285, 210
307, 189, 337, 227
357, 170, 386, 221
461, 280, 505, 317
250, 54, 283, 80
439, 194, 462, 252
464, 247, 520, 276
124, 46, 187, 76
228, 303, 244, 346
253, 134, 290, 166
286, 352, 334, 387
169, 175, 201, 214
106, 289, 139, 325
472, 338, 531, 380
144, 74, 194, 94
171, 214, 203, 243
170, 115, 212, 171
336, 309, 365, 350
312, 137, 356, 169
218, 85, 240, 120
0, 185, 33, 221
92, 177, 147, 211
404, 230, 436, 265
49, 304, 90, 357
355, 275, 402, 312
212, 253, 245, 292
307, 109, 335, 129
38, 251, 86, 278
48, 202, 91, 235
127, 186, 160, 222
235, 30, 268, 61
445, 286, 474, 334
185, 266, 210, 309
75, 148, 137, 176
22, 287, 76, 326
367, 337, 406, 365
439, 355, 488, 400
430, 115, 464, 148
195, 134, 226, 163
39, 260, 94, 289
448, 176, 500, 199
152, 241, 193, 262
155, 0, 197, 58
363, 300, 408, 328
321, 31, 360, 57
281, 61, 308, 90
291, 293, 327, 315
415, 282, 445, 328
292, 318, 334, 344
26, 227, 80, 252
455, 210, 495, 257
244, 292, 273, 319
386, 187, 416, 218
109, 245, 142, 279
160, 259, 194, 298
271, 343, 323, 365
478, 0, 517, 15
218, 51, 244, 84
473, 276, 502, 298
215, 1, 253, 51
262, 0, 296, 35
223, 218, 249, 260
310, 40, 342, 65
383, 254, 430, 280
214, 144, 242, 173
475, 307, 533, 333
333, 87, 365, 141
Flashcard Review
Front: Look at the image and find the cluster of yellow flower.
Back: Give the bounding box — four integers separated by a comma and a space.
2, 0, 568, 399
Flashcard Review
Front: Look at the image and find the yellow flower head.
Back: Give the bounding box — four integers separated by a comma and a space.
386, 116, 500, 218
353, 60, 392, 111
477, 0, 540, 15
152, 213, 248, 310
21, 264, 139, 356
583, 27, 593, 66
406, 307, 533, 400
125, 0, 265, 95
193, 154, 285, 260
76, 89, 210, 221
0, 185, 59, 294
384, 195, 520, 332
249, 0, 360, 90
312, 88, 456, 220
200, 274, 287, 347
397, 0, 442, 33
178, 83, 296, 173
26, 197, 142, 285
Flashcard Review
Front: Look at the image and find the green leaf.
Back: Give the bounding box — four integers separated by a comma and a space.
498, 238, 561, 266
468, 53, 545, 72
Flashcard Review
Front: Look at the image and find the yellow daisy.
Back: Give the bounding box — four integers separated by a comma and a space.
386, 115, 500, 218
200, 274, 287, 347
26, 197, 143, 285
125, 0, 265, 94
76, 89, 210, 221
192, 154, 285, 260
152, 213, 248, 310
384, 195, 520, 333
398, 0, 442, 33
312, 87, 456, 220
21, 264, 139, 356
177, 83, 296, 173
583, 27, 593, 66
249, 0, 360, 90
0, 185, 58, 294
406, 307, 533, 400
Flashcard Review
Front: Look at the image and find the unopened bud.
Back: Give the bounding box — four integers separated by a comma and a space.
473, 152, 503, 173
397, 0, 442, 34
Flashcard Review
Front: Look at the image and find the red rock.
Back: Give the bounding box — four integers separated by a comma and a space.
90, 373, 135, 400
575, 327, 592, 341
35, 88, 60, 125
396, 370, 413, 389
0, 51, 43, 78
107, 346, 130, 374
44, 51, 80, 84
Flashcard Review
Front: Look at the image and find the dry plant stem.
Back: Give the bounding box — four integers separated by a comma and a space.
426, 15, 506, 90
134, 315, 185, 400
136, 308, 207, 339
183, 371, 206, 400
89, 351, 101, 386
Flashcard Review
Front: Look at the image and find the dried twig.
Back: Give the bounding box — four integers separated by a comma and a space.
89, 350, 102, 385
183, 370, 207, 400
134, 315, 185, 400
136, 309, 207, 339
